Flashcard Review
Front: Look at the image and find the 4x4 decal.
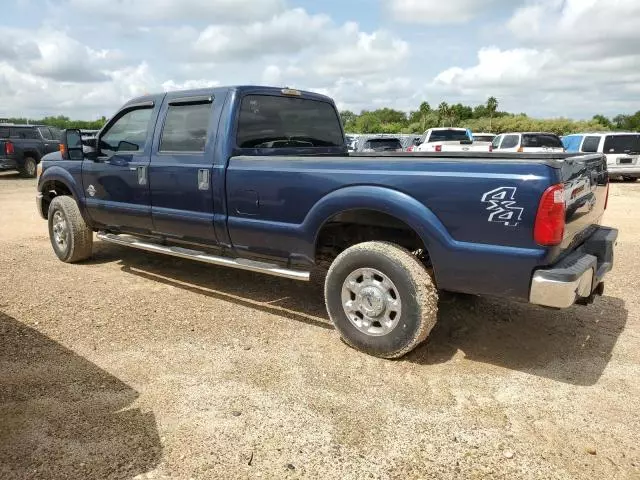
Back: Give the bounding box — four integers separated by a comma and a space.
481, 187, 524, 227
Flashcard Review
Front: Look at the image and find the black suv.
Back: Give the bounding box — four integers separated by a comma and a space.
0, 125, 62, 177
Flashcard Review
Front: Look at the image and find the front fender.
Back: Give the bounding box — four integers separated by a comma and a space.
38, 165, 91, 223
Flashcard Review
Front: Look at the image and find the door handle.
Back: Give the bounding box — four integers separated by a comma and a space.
135, 166, 147, 185
198, 169, 210, 190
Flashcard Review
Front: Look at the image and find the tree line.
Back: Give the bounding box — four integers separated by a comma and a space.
3, 98, 640, 136
341, 97, 640, 136
1, 115, 107, 130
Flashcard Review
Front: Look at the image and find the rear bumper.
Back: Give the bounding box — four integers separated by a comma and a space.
529, 226, 618, 308
608, 165, 640, 177
0, 156, 18, 171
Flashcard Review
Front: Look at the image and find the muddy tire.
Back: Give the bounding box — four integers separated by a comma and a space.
19, 157, 38, 178
324, 241, 438, 359
48, 196, 93, 263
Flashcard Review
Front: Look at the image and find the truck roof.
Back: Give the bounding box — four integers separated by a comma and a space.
124, 85, 336, 109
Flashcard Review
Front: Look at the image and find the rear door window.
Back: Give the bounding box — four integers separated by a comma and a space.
581, 136, 601, 153
500, 135, 519, 149
0, 127, 9, 138
236, 94, 343, 148
10, 128, 38, 139
160, 101, 213, 152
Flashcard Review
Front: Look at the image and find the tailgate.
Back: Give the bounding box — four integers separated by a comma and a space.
559, 154, 608, 251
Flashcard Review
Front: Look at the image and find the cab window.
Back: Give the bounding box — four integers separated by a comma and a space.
100, 108, 153, 154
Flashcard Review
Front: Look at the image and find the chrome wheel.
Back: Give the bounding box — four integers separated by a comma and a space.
341, 268, 402, 336
52, 211, 68, 251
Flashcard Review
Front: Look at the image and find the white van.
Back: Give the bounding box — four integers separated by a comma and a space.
491, 132, 565, 153
562, 132, 640, 181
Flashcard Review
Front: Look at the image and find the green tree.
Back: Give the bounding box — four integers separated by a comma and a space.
486, 96, 499, 131
438, 102, 450, 127
592, 114, 612, 129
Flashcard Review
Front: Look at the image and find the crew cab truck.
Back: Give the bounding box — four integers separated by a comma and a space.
0, 124, 62, 177
37, 86, 617, 359
415, 128, 491, 153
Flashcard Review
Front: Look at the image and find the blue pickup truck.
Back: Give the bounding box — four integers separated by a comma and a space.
36, 86, 617, 358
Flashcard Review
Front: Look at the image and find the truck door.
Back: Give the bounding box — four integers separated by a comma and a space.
81, 102, 156, 233
148, 93, 219, 244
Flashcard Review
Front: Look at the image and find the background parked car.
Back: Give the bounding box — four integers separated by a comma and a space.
415, 128, 491, 153
0, 124, 62, 177
563, 132, 640, 181
472, 132, 496, 145
491, 132, 565, 153
358, 137, 404, 152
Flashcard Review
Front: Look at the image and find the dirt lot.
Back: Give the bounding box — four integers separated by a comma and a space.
0, 171, 639, 480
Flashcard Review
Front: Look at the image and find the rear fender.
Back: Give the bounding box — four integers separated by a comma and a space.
305, 186, 451, 280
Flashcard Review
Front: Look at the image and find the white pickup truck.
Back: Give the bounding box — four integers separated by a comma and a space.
415, 128, 491, 153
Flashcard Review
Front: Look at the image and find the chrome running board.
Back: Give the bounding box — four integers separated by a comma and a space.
96, 232, 310, 281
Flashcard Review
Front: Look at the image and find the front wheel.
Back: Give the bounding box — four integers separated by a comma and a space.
324, 241, 438, 359
48, 196, 93, 263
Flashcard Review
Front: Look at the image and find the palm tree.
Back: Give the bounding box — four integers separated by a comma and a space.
438, 102, 449, 127
487, 96, 498, 131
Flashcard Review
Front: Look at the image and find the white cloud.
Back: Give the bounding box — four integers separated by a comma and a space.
161, 79, 221, 91
314, 28, 409, 77
431, 0, 640, 117
192, 8, 331, 60
67, 0, 285, 22
0, 27, 125, 83
385, 0, 508, 24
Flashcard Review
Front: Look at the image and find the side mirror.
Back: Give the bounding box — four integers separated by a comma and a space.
62, 129, 84, 161
116, 140, 139, 152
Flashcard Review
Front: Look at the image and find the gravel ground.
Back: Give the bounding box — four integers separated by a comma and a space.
1, 171, 639, 479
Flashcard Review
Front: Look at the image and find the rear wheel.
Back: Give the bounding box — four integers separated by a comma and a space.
47, 196, 93, 263
324, 241, 438, 358
20, 157, 38, 178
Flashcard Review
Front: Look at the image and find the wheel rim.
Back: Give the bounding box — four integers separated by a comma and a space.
25, 159, 36, 176
52, 210, 68, 251
341, 268, 402, 337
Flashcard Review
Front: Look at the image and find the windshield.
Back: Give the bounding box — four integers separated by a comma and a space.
236, 95, 344, 148
427, 129, 470, 143
522, 134, 563, 148
364, 138, 402, 150
603, 134, 640, 154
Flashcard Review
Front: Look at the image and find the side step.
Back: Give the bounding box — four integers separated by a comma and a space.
96, 232, 310, 281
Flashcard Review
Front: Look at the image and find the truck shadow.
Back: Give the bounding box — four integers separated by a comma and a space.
0, 312, 162, 480
408, 293, 628, 386
92, 243, 627, 386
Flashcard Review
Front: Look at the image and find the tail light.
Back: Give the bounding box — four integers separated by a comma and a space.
517, 146, 524, 153
489, 145, 493, 152
534, 184, 565, 246
434, 145, 442, 152
4, 141, 14, 155
406, 145, 414, 152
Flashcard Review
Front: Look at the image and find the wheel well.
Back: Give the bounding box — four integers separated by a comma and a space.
40, 180, 73, 219
315, 209, 430, 268
23, 151, 40, 161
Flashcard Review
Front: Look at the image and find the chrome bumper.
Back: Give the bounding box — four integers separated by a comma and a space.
529, 227, 618, 309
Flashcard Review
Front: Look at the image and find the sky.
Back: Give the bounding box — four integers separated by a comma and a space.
1, 0, 639, 120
